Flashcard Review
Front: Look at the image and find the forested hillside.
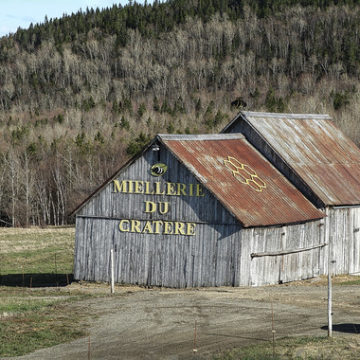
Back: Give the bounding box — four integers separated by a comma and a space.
0, 0, 360, 226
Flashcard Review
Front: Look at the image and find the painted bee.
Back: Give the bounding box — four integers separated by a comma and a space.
151, 163, 168, 176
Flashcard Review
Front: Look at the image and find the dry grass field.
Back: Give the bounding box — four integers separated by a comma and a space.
0, 226, 92, 357
0, 226, 74, 275
2, 227, 360, 359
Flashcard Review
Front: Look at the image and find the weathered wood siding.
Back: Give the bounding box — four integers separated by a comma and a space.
74, 217, 242, 287
74, 215, 324, 287
239, 220, 325, 286
329, 207, 360, 275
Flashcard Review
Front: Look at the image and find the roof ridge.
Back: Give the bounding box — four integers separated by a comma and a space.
242, 111, 331, 120
158, 133, 245, 141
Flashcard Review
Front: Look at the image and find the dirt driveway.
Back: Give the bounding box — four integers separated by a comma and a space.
11, 278, 360, 360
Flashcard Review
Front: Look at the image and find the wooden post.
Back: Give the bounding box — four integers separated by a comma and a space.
280, 226, 286, 283
54, 253, 58, 287
88, 335, 91, 360
328, 235, 332, 337
110, 249, 115, 294
271, 297, 276, 357
193, 320, 197, 353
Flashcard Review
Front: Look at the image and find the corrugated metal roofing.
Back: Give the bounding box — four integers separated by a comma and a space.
159, 134, 324, 227
236, 112, 360, 206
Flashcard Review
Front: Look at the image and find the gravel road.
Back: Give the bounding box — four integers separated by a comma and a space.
10, 280, 360, 360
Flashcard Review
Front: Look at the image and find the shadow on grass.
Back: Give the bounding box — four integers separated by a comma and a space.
321, 323, 360, 334
0, 273, 74, 287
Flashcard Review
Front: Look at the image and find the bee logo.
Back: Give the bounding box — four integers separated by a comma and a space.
151, 163, 168, 177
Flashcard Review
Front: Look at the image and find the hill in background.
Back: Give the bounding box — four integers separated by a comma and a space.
0, 0, 359, 226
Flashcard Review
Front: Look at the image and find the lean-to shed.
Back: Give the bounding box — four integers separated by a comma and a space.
222, 111, 360, 275
73, 133, 325, 287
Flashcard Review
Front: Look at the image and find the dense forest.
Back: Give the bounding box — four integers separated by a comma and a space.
0, 0, 360, 226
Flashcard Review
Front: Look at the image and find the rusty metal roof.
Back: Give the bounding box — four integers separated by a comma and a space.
229, 112, 360, 206
159, 134, 324, 227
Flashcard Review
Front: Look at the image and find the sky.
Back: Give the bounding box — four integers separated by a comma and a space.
0, 0, 131, 37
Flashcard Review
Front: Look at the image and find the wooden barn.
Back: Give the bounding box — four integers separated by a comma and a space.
222, 111, 360, 276
72, 133, 326, 287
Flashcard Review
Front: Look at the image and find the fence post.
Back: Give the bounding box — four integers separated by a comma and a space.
328, 235, 332, 337
193, 319, 197, 353
110, 249, 114, 294
55, 252, 58, 287
88, 335, 91, 360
